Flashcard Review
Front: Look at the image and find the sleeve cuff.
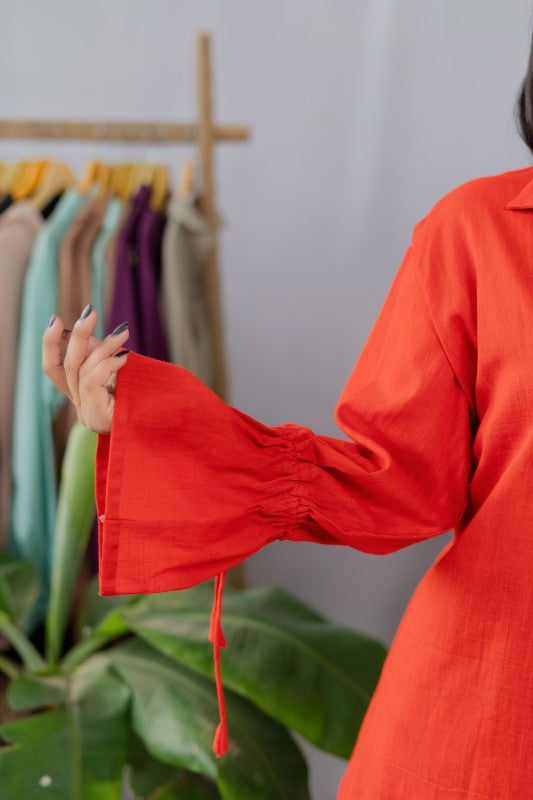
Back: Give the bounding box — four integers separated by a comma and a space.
94, 352, 315, 596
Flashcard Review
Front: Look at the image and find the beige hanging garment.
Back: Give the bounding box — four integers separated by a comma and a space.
0, 202, 44, 545
161, 194, 222, 390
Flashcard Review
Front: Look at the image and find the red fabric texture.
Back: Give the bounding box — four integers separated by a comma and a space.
96, 166, 533, 796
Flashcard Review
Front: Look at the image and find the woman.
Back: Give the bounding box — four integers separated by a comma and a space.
42, 66, 533, 800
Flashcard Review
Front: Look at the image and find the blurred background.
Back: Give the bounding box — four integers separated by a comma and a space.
1, 1, 532, 797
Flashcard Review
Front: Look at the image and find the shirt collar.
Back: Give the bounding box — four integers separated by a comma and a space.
505, 170, 533, 209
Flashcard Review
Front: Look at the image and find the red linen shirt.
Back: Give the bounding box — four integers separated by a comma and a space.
96, 165, 533, 798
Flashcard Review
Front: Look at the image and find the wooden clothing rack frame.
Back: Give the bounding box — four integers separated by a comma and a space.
0, 30, 250, 405
0, 30, 249, 589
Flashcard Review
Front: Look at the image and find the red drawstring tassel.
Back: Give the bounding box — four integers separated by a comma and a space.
208, 571, 228, 757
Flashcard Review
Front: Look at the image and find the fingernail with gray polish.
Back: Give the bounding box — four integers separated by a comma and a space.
80, 304, 92, 319
114, 349, 130, 357
112, 321, 128, 336
48, 314, 56, 327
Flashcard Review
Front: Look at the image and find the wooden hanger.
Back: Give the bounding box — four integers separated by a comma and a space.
125, 162, 146, 199
107, 163, 119, 197
95, 162, 111, 199
140, 163, 154, 186
1, 161, 28, 195
150, 164, 168, 210
12, 160, 50, 200
79, 159, 101, 193
31, 162, 74, 210
116, 163, 133, 200
108, 163, 122, 198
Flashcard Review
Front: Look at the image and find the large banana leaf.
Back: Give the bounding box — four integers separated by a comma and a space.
0, 656, 130, 800
77, 574, 141, 634
7, 672, 66, 710
46, 422, 97, 665
105, 638, 310, 800
113, 581, 387, 758
125, 730, 221, 799
61, 608, 131, 670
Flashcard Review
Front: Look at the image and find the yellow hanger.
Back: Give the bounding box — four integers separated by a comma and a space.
1, 161, 28, 195
151, 164, 169, 211
0, 161, 7, 194
95, 163, 111, 199
115, 163, 133, 201
178, 159, 194, 200
12, 160, 50, 200
79, 159, 101, 193
140, 163, 154, 187
125, 162, 146, 199
107, 163, 119, 197
107, 164, 119, 197
31, 162, 74, 210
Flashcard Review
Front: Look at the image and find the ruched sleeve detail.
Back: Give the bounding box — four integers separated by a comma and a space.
95, 353, 323, 595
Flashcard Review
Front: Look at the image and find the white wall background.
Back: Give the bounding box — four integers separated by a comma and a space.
1, 2, 532, 797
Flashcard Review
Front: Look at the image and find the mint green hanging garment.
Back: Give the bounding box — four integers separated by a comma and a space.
9, 188, 86, 631
90, 196, 123, 339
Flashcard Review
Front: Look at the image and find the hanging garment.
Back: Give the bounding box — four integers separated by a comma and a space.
105, 189, 146, 351
137, 197, 168, 361
161, 196, 219, 388
87, 197, 127, 576
0, 202, 44, 546
95, 165, 533, 797
57, 193, 109, 330
54, 194, 109, 470
103, 200, 131, 328
91, 196, 123, 340
105, 185, 168, 359
10, 187, 85, 629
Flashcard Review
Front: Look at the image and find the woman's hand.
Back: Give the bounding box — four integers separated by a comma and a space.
42, 304, 130, 435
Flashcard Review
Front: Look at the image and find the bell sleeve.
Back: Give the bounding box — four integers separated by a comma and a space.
95, 200, 477, 757
96, 213, 476, 593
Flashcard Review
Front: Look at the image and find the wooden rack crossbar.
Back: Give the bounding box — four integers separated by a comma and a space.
0, 120, 249, 143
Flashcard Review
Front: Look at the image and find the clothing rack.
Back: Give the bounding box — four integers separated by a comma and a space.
0, 30, 249, 590
0, 30, 250, 405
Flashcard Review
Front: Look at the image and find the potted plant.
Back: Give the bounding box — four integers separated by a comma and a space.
0, 423, 387, 799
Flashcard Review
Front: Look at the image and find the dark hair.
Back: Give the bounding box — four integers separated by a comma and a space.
516, 45, 533, 154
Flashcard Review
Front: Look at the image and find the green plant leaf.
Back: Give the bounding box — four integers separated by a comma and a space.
0, 707, 74, 798
125, 730, 220, 800
0, 553, 39, 629
7, 672, 67, 711
0, 656, 20, 681
118, 581, 387, 759
61, 607, 131, 670
0, 610, 46, 672
149, 776, 221, 799
0, 656, 130, 800
77, 574, 141, 635
106, 638, 310, 800
46, 422, 97, 665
